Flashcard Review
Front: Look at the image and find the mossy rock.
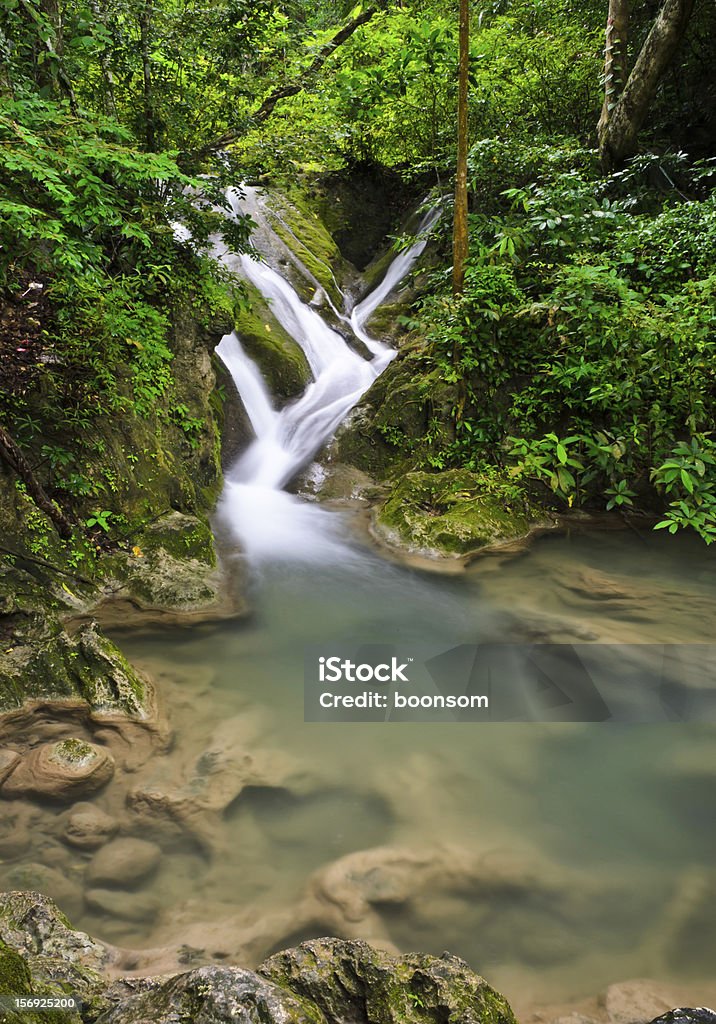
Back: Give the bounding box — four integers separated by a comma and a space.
0, 619, 152, 718
234, 282, 311, 402
375, 470, 531, 556
0, 892, 107, 1023
265, 192, 353, 307
260, 938, 517, 1024
334, 353, 455, 481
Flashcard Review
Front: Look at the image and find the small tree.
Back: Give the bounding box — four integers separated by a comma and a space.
452, 0, 469, 295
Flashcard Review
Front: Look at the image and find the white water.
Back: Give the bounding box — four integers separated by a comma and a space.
215, 193, 439, 564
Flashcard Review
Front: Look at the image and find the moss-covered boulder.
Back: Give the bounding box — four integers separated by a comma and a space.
96, 966, 329, 1024
334, 353, 456, 481
375, 470, 532, 557
0, 562, 153, 716
260, 938, 517, 1024
234, 282, 311, 402
0, 891, 110, 1022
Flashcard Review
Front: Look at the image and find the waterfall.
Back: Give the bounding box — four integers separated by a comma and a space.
215, 193, 439, 565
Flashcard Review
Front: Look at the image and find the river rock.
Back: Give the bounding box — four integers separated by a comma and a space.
85, 889, 161, 924
1, 738, 115, 801
64, 803, 119, 849
86, 838, 161, 887
96, 965, 327, 1024
0, 890, 111, 1014
650, 1012, 716, 1024
259, 938, 517, 1024
1, 863, 84, 923
605, 981, 673, 1024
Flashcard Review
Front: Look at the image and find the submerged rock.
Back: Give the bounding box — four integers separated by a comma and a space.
1, 738, 114, 801
86, 838, 161, 888
63, 803, 119, 849
85, 888, 161, 925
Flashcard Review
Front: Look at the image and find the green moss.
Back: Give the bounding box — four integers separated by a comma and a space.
376, 470, 531, 556
235, 282, 311, 400
0, 939, 32, 996
260, 939, 517, 1024
49, 739, 94, 765
266, 193, 351, 307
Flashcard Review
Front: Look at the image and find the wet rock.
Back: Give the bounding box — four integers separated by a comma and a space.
86, 837, 161, 887
63, 803, 119, 849
260, 938, 516, 1024
1, 738, 115, 801
96, 965, 327, 1024
2, 863, 84, 922
375, 470, 532, 557
0, 746, 20, 783
650, 1012, 716, 1024
234, 283, 312, 402
0, 615, 156, 720
85, 889, 161, 924
605, 980, 673, 1024
0, 890, 111, 1016
127, 712, 310, 853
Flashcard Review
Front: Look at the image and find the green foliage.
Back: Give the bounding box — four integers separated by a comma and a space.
406, 143, 716, 541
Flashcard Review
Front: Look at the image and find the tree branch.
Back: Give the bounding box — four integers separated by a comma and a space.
198, 4, 385, 156
0, 424, 75, 540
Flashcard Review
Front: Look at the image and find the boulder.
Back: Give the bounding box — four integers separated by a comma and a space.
96, 965, 327, 1024
1, 739, 115, 801
86, 838, 161, 888
0, 890, 110, 1011
260, 938, 516, 1024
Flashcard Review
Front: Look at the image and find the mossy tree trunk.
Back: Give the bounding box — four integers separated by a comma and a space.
597, 0, 696, 170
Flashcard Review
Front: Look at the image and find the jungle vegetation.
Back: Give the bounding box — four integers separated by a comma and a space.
0, 0, 715, 542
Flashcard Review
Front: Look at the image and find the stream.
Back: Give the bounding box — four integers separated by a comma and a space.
3, 187, 716, 1015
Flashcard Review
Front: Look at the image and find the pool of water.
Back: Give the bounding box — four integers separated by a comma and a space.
21, 521, 707, 1007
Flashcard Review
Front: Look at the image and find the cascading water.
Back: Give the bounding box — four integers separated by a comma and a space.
215, 190, 439, 564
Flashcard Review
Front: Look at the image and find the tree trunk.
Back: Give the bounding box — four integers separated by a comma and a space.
598, 0, 696, 170
0, 425, 74, 540
139, 0, 156, 150
452, 0, 469, 296
596, 0, 629, 143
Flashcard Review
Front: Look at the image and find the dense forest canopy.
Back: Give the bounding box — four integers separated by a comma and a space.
1, 0, 715, 552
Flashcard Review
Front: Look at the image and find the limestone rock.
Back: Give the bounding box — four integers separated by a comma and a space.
0, 890, 110, 1010
260, 938, 516, 1024
85, 889, 161, 924
86, 838, 161, 887
96, 965, 327, 1024
1, 739, 115, 800
63, 803, 119, 849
